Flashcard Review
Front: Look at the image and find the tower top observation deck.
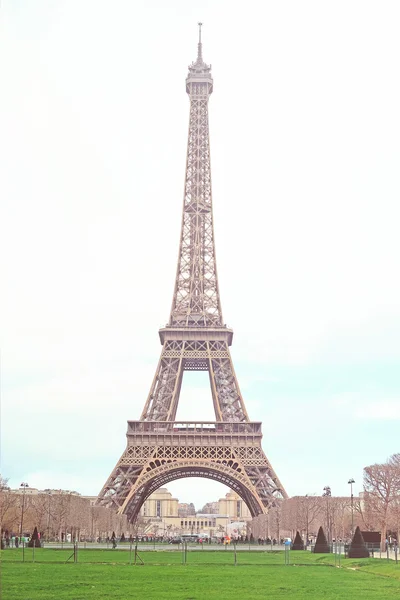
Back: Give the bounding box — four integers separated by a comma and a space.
186, 22, 213, 93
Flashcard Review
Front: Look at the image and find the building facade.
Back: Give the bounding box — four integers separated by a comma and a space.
138, 488, 251, 538
140, 488, 179, 519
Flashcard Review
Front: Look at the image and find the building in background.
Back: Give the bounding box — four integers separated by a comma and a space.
140, 488, 179, 518
177, 502, 196, 517
218, 491, 251, 521
200, 501, 218, 514
137, 488, 251, 538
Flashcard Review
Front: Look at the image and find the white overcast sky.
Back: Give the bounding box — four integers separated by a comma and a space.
1, 0, 399, 509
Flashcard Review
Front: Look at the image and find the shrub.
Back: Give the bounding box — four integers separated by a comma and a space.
313, 526, 330, 553
292, 531, 305, 551
348, 526, 370, 558
27, 526, 41, 548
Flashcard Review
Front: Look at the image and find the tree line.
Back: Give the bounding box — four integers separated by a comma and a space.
0, 478, 149, 541
250, 454, 400, 550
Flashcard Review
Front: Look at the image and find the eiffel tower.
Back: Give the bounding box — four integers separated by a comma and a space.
97, 25, 288, 522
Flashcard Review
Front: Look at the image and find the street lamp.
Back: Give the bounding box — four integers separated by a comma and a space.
348, 478, 355, 537
19, 482, 29, 538
47, 491, 52, 542
305, 494, 309, 547
322, 486, 332, 544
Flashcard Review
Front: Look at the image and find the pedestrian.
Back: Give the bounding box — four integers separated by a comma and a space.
111, 532, 117, 549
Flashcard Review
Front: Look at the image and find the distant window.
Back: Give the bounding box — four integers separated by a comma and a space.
181, 521, 184, 527
237, 500, 241, 518
156, 500, 161, 518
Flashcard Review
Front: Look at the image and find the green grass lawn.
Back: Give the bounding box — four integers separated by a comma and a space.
2, 549, 400, 599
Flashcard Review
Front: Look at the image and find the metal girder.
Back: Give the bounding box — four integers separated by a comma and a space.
97, 442, 286, 522
140, 340, 249, 422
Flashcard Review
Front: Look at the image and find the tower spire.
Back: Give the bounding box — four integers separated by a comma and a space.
197, 22, 203, 62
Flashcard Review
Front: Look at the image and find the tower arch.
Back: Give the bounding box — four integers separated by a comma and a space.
117, 461, 266, 522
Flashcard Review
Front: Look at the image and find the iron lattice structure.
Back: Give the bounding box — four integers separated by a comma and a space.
97, 26, 288, 522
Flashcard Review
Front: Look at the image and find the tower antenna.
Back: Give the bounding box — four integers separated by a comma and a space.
197, 22, 203, 61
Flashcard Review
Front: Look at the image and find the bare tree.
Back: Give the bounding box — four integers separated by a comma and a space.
331, 497, 351, 540
363, 454, 400, 550
388, 454, 400, 543
297, 495, 322, 542
354, 497, 376, 531
268, 502, 282, 542
0, 476, 19, 535
130, 515, 151, 538
29, 495, 49, 534
388, 494, 400, 543
389, 453, 400, 475
51, 492, 72, 541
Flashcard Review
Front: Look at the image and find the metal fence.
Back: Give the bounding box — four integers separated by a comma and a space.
2, 540, 397, 566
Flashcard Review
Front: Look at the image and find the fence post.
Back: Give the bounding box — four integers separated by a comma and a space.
284, 545, 290, 565
33, 539, 35, 563
22, 539, 25, 563
234, 542, 237, 566
129, 541, 132, 565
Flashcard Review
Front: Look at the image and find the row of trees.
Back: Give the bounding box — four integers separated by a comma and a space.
280, 495, 356, 542
0, 477, 150, 541
361, 453, 400, 547
251, 454, 400, 549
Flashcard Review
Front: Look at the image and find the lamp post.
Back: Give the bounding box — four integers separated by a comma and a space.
19, 482, 29, 538
305, 494, 309, 547
348, 478, 355, 538
322, 486, 332, 544
47, 491, 52, 542
90, 505, 94, 542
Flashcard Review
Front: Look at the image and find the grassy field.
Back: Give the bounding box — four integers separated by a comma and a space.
2, 549, 400, 599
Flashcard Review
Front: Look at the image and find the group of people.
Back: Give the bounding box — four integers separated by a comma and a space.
257, 537, 279, 546
385, 538, 398, 551
2, 535, 26, 548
